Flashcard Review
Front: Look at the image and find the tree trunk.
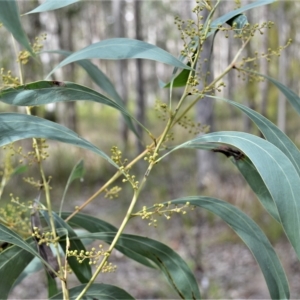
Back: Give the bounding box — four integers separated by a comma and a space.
196, 10, 217, 190
134, 0, 146, 154
259, 6, 269, 118
277, 2, 287, 132
113, 0, 129, 146
55, 7, 78, 132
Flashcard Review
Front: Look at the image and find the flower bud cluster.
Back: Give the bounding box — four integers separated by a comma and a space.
23, 176, 52, 190
0, 68, 20, 87
178, 115, 210, 135
134, 201, 193, 228
144, 151, 159, 164
17, 51, 30, 65
32, 139, 50, 162
32, 227, 58, 246
2, 140, 50, 170
154, 100, 168, 122
16, 33, 47, 65
0, 198, 31, 238
111, 146, 139, 190
32, 33, 47, 53
237, 38, 292, 71
67, 245, 106, 265
104, 185, 122, 199
67, 245, 116, 272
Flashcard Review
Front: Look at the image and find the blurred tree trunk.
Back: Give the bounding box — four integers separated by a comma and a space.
55, 7, 78, 132
113, 0, 129, 146
220, 1, 237, 119
134, 0, 146, 153
259, 6, 269, 118
21, 0, 44, 82
277, 2, 287, 132
196, 9, 217, 190
243, 7, 255, 133
19, 0, 44, 117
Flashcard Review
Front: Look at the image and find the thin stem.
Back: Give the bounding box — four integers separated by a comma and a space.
66, 3, 249, 226
75, 189, 139, 300
74, 11, 249, 300
76, 103, 175, 300
173, 36, 251, 127
11, 36, 23, 85
0, 172, 7, 200
172, 0, 219, 118
11, 34, 68, 298
64, 146, 151, 222
65, 2, 219, 224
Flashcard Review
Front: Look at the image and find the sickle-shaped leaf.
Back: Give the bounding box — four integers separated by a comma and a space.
205, 96, 300, 222
0, 223, 55, 273
226, 14, 249, 31
209, 0, 276, 37
41, 211, 92, 283
231, 156, 280, 222
162, 131, 300, 261
46, 38, 192, 79
42, 50, 122, 102
50, 283, 135, 300
13, 256, 44, 286
0, 242, 34, 299
42, 50, 139, 137
0, 0, 33, 55
0, 113, 117, 168
167, 197, 289, 300
76, 232, 201, 299
25, 0, 81, 14
0, 81, 142, 136
0, 81, 124, 112
61, 212, 155, 269
243, 69, 300, 118
160, 61, 194, 88
47, 272, 58, 298
209, 95, 300, 176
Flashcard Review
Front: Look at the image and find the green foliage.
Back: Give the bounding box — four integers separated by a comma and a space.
46, 38, 193, 79
0, 113, 117, 167
41, 210, 92, 283
169, 197, 289, 299
0, 240, 34, 299
42, 50, 139, 136
0, 0, 33, 55
166, 131, 300, 255
0, 0, 298, 299
50, 283, 135, 300
25, 0, 81, 14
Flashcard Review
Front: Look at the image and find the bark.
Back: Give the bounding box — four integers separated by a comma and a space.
277, 2, 287, 132
196, 10, 217, 190
134, 0, 146, 154
55, 7, 79, 132
243, 10, 255, 133
259, 6, 269, 118
113, 0, 129, 146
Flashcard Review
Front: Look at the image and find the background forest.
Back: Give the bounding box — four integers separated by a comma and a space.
1, 0, 300, 299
